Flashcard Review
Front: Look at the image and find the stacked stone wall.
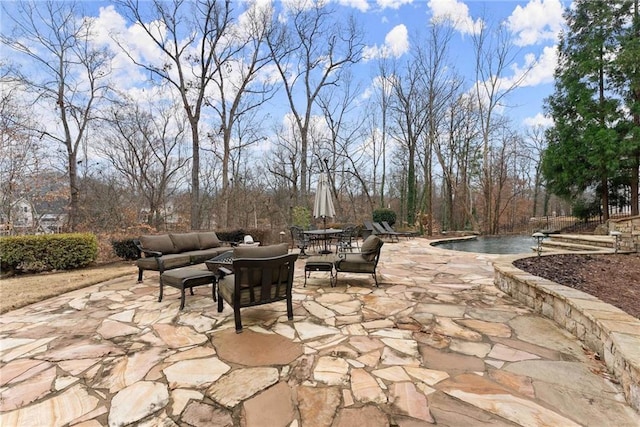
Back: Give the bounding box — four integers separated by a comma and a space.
608, 215, 640, 252
494, 258, 640, 413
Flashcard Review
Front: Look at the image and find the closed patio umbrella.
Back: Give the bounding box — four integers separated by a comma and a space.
313, 173, 336, 253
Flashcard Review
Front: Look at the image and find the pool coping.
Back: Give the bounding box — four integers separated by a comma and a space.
492, 253, 640, 412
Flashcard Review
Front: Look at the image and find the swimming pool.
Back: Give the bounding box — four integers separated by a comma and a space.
433, 235, 536, 254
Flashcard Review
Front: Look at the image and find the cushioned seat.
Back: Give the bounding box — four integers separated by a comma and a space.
334, 235, 384, 286
135, 231, 229, 282
216, 243, 298, 333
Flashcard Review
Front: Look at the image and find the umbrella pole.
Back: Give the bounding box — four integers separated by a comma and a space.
322, 216, 330, 254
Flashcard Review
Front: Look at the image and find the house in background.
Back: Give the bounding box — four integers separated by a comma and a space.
0, 197, 67, 235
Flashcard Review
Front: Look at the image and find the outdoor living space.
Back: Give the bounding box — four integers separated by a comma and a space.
1, 238, 639, 426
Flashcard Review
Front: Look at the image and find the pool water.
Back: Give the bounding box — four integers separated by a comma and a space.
434, 235, 536, 254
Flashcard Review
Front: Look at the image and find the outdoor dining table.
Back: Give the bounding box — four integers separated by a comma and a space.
304, 228, 342, 254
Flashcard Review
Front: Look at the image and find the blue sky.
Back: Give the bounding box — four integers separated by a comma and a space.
352, 0, 568, 128
2, 0, 569, 135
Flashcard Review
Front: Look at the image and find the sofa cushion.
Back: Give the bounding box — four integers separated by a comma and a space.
199, 232, 222, 249
360, 235, 382, 261
140, 234, 176, 254
234, 242, 288, 259
169, 233, 201, 252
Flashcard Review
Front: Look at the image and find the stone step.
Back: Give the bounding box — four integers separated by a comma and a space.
547, 234, 615, 249
540, 240, 610, 252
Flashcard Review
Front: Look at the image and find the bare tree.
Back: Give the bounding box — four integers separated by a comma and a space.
316, 69, 366, 221
523, 124, 549, 217
99, 99, 190, 230
413, 22, 460, 235
436, 93, 481, 231
115, 0, 234, 230
266, 0, 364, 205
0, 80, 42, 230
472, 20, 532, 234
207, 1, 278, 227
389, 58, 429, 228
1, 0, 113, 231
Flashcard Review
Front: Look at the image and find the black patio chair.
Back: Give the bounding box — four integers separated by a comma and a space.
289, 225, 310, 256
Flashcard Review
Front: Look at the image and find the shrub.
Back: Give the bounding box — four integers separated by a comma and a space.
111, 238, 140, 260
0, 233, 98, 273
372, 208, 397, 226
572, 197, 601, 222
292, 206, 311, 229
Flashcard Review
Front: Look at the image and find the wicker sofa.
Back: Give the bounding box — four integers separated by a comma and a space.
134, 232, 232, 282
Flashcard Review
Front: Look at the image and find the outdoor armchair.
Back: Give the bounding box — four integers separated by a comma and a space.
334, 235, 384, 286
216, 243, 297, 333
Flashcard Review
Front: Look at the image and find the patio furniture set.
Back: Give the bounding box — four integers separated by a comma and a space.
135, 231, 385, 332
304, 234, 384, 287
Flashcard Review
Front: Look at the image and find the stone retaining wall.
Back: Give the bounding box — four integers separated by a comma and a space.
609, 215, 640, 252
493, 256, 640, 413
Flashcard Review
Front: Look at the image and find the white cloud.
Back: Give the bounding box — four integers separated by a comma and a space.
338, 0, 370, 12
363, 24, 409, 61
507, 0, 565, 46
427, 0, 483, 35
505, 45, 557, 88
524, 113, 553, 128
376, 0, 414, 10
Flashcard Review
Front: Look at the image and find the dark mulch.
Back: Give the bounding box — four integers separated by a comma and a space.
514, 253, 640, 319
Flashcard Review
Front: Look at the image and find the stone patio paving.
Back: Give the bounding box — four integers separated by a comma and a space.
1, 239, 639, 426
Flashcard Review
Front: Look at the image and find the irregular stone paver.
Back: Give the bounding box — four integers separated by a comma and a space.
207, 367, 278, 407
243, 382, 295, 427
182, 401, 232, 427
351, 368, 387, 404
1, 239, 638, 426
163, 357, 230, 388
333, 405, 389, 427
389, 381, 434, 422
313, 356, 350, 385
296, 385, 341, 427
108, 381, 169, 427
212, 328, 302, 366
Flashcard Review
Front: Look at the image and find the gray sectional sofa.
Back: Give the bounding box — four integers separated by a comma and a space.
134, 232, 231, 282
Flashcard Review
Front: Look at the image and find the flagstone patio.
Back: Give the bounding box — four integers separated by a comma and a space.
1, 239, 639, 426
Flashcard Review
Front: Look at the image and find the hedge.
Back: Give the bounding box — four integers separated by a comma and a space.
0, 233, 98, 273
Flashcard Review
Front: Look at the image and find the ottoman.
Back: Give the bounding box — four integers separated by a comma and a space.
304, 255, 336, 287
160, 268, 217, 310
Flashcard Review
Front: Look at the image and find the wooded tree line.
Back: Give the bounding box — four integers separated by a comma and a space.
1, 0, 636, 236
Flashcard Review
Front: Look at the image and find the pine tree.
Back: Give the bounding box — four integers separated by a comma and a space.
543, 0, 627, 221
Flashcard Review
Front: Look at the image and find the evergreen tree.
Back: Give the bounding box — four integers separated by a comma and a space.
613, 0, 640, 215
543, 0, 627, 221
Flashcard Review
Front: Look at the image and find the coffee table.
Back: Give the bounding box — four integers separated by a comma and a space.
205, 250, 234, 274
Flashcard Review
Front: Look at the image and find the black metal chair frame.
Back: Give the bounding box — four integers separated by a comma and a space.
216, 253, 298, 333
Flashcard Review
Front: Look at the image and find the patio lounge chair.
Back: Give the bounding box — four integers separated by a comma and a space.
381, 221, 417, 239
334, 235, 384, 286
216, 243, 297, 333
362, 221, 376, 239
371, 221, 399, 242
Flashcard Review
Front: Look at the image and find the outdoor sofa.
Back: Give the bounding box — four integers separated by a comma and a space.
134, 232, 232, 282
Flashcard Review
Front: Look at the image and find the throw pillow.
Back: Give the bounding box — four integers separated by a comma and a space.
169, 233, 201, 252
139, 234, 176, 254
234, 242, 288, 259
360, 235, 382, 262
198, 231, 221, 249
